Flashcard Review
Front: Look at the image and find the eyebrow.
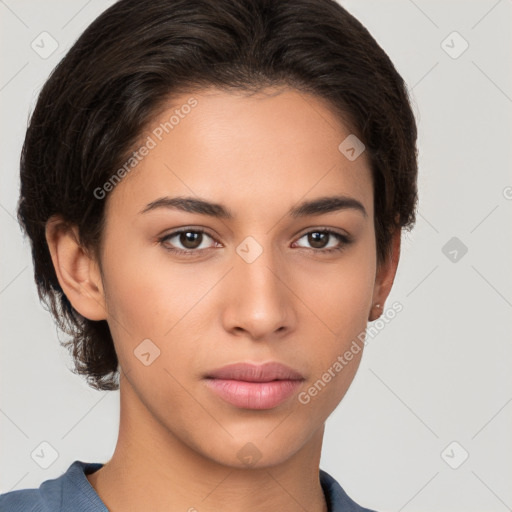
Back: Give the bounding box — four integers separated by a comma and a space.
139, 194, 367, 219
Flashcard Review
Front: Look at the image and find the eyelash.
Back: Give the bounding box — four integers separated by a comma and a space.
158, 228, 353, 256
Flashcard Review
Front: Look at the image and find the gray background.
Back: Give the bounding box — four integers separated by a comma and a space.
1, 1, 511, 510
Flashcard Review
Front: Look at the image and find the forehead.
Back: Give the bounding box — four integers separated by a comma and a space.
105, 87, 373, 221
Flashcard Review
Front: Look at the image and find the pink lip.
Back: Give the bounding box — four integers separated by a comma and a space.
204, 362, 305, 410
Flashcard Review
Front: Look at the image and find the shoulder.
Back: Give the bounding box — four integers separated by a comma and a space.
0, 460, 106, 512
320, 469, 378, 512
0, 487, 49, 512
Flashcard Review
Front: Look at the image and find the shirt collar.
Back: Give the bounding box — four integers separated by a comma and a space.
65, 461, 375, 512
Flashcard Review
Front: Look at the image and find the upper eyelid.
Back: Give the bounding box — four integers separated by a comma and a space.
161, 227, 217, 242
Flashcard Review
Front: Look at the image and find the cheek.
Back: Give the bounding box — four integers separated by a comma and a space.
102, 262, 160, 336
98, 237, 171, 354
100, 251, 206, 419
298, 351, 363, 414
100, 241, 220, 371
293, 244, 375, 405
297, 247, 375, 339
100, 236, 175, 325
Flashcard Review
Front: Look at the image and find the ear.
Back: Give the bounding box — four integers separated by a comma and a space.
45, 216, 107, 321
369, 227, 401, 321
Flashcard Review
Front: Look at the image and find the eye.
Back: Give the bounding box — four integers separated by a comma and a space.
293, 229, 352, 254
159, 227, 352, 256
159, 228, 218, 254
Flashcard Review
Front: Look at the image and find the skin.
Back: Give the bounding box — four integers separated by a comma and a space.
46, 86, 400, 512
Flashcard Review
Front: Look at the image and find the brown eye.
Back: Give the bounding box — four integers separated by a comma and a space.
294, 229, 352, 254
160, 229, 217, 254
308, 231, 329, 249
179, 231, 202, 249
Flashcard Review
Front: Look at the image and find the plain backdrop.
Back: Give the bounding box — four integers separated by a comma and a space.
1, 1, 511, 511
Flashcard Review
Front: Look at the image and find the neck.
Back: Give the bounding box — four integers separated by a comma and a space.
87, 373, 329, 512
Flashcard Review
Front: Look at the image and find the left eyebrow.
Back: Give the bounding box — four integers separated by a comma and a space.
139, 194, 367, 219
289, 195, 367, 218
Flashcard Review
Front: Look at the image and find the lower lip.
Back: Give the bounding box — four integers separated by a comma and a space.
204, 378, 304, 409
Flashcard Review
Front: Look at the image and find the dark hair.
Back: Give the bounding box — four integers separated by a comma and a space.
18, 0, 418, 391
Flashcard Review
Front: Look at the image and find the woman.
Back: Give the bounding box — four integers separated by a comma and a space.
0, 0, 418, 510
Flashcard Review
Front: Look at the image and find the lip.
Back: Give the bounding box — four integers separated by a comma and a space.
204, 362, 305, 410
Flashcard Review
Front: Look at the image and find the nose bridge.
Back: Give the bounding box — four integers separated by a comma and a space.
223, 234, 293, 338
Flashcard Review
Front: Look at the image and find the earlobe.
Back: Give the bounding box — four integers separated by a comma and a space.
45, 217, 107, 321
369, 228, 401, 321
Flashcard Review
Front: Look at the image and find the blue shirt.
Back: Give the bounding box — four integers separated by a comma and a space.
0, 460, 377, 511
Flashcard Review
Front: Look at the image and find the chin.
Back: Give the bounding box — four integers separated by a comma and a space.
194, 429, 308, 470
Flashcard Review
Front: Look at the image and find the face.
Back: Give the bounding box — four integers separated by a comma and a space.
96, 86, 379, 468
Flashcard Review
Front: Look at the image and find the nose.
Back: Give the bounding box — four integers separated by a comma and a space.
221, 241, 296, 341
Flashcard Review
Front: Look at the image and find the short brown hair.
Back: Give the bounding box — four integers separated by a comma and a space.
18, 0, 418, 391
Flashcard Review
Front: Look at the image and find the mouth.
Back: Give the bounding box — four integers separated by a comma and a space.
203, 362, 305, 410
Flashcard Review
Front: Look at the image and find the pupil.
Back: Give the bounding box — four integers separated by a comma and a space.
309, 232, 327, 249
181, 231, 201, 249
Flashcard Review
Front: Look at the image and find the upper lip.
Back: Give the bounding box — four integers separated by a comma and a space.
205, 362, 304, 382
